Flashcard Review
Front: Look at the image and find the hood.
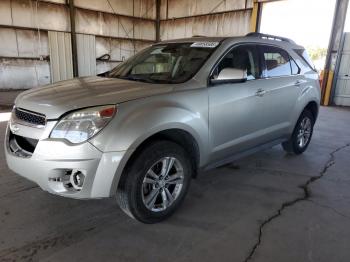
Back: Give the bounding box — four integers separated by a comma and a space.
15, 76, 174, 119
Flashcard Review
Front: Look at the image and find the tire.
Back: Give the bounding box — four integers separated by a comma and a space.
116, 140, 192, 223
282, 109, 315, 155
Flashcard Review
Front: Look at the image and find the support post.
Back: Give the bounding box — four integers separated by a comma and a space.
156, 0, 161, 42
69, 0, 78, 77
250, 0, 262, 33
322, 0, 349, 105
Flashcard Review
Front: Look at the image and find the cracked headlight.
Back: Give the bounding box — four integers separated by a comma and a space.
50, 105, 116, 144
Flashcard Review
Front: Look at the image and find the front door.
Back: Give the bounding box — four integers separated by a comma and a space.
208, 44, 266, 162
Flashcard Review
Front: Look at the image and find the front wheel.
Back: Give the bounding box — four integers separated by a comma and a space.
116, 140, 192, 223
282, 110, 315, 155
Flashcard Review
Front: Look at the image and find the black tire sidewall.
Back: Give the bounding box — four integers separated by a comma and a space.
124, 141, 192, 223
291, 110, 314, 154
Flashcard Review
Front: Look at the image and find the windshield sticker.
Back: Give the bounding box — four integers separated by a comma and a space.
190, 42, 219, 48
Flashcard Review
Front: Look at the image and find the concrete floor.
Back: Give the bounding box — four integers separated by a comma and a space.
0, 106, 350, 262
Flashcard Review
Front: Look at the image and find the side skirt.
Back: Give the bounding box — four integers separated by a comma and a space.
203, 138, 287, 171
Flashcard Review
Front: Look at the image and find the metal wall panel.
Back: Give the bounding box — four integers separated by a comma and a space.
74, 0, 156, 19
7, 0, 70, 32
77, 33, 96, 76
0, 0, 13, 25
96, 36, 149, 61
334, 33, 350, 106
48, 31, 73, 83
160, 10, 251, 40
160, 0, 247, 19
0, 28, 49, 58
75, 9, 155, 41
0, 58, 50, 89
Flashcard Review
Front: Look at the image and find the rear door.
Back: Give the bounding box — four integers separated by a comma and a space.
258, 45, 303, 140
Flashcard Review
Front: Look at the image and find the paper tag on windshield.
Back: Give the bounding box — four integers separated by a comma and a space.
190, 42, 219, 48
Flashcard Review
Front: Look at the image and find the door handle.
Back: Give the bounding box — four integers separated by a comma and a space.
255, 89, 266, 97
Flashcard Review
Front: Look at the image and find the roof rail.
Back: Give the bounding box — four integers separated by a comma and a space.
245, 32, 295, 44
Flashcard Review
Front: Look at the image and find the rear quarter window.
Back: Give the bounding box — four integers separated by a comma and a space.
294, 49, 316, 71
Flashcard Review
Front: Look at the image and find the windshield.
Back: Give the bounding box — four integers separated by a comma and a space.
108, 42, 219, 84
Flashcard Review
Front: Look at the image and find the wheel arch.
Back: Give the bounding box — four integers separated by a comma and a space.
124, 128, 200, 178
109, 127, 202, 196
303, 100, 319, 121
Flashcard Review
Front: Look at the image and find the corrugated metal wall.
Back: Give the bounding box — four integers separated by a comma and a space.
77, 34, 96, 76
0, 0, 156, 89
0, 0, 281, 90
48, 31, 73, 82
334, 33, 350, 106
159, 0, 254, 40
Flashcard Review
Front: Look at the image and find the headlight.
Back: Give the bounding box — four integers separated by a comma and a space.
50, 105, 116, 144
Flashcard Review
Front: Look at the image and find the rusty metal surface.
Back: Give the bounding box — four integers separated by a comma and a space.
75, 8, 155, 41
160, 0, 248, 19
0, 28, 49, 58
160, 10, 251, 40
3, 0, 70, 32
74, 0, 156, 20
96, 36, 150, 62
0, 58, 50, 89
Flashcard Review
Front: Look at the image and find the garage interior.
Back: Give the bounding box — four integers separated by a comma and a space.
1, 0, 350, 261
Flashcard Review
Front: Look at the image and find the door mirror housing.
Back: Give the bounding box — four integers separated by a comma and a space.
210, 68, 247, 85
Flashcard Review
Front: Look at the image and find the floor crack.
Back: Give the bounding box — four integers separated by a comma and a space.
243, 143, 350, 262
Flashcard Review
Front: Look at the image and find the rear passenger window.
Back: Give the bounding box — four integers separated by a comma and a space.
262, 46, 291, 77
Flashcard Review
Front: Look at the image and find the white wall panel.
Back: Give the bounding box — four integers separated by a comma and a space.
77, 34, 96, 76
96, 36, 150, 62
0, 28, 49, 58
160, 0, 247, 19
75, 9, 155, 40
8, 0, 69, 32
48, 31, 73, 82
0, 59, 50, 89
334, 33, 350, 106
0, 28, 18, 57
75, 0, 156, 19
160, 10, 251, 40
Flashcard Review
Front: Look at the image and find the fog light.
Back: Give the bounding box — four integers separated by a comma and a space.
70, 170, 85, 190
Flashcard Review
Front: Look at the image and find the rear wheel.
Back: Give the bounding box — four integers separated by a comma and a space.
282, 110, 314, 154
116, 140, 192, 223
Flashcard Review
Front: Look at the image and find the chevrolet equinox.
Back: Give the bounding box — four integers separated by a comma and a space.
5, 33, 320, 223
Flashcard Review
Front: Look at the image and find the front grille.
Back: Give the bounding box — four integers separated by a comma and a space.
14, 108, 46, 126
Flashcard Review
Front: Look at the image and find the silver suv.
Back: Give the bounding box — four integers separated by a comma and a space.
5, 33, 320, 223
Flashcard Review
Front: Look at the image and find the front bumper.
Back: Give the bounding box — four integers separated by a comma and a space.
4, 123, 128, 199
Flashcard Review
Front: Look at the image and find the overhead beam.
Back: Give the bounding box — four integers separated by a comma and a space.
322, 0, 350, 105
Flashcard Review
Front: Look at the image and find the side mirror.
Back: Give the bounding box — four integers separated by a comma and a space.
210, 68, 247, 85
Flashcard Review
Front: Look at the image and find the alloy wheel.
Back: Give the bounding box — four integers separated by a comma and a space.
141, 157, 184, 212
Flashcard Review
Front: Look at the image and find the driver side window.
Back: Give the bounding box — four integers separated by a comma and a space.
212, 45, 260, 80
